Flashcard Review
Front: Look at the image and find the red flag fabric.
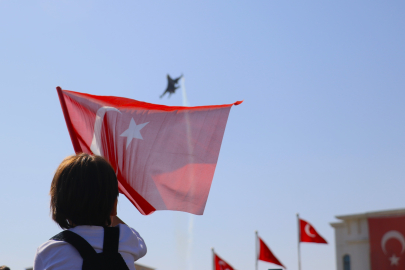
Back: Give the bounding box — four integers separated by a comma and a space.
368, 215, 405, 270
56, 87, 242, 215
214, 252, 235, 270
258, 237, 285, 268
299, 218, 327, 244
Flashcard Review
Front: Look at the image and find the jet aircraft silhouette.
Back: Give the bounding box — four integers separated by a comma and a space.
160, 74, 183, 98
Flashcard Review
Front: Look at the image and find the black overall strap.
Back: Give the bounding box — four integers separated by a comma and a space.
102, 227, 120, 253
51, 230, 97, 259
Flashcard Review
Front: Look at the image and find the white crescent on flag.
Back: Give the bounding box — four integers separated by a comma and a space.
219, 261, 231, 270
305, 223, 316, 238
90, 106, 121, 156
381, 230, 405, 254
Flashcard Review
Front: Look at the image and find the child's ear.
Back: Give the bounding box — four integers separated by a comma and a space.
110, 198, 118, 216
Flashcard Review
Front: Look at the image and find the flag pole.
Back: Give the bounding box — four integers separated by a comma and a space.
212, 247, 215, 270
297, 213, 301, 270
255, 231, 259, 270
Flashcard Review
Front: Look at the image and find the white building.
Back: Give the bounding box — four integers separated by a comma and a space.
330, 208, 405, 270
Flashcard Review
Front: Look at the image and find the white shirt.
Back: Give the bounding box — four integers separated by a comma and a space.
33, 224, 147, 270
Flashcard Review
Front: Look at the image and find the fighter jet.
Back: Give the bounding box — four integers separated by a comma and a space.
160, 74, 183, 98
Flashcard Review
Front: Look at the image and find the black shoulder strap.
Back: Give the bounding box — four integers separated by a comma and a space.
102, 227, 120, 253
51, 230, 97, 259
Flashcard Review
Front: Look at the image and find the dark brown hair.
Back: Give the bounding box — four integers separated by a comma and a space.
50, 153, 118, 229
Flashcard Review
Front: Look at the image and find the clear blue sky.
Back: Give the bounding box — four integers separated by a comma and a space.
0, 1, 404, 270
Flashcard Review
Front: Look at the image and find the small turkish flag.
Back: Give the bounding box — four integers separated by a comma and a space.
214, 252, 235, 270
258, 236, 285, 268
56, 87, 242, 215
368, 215, 405, 270
299, 218, 327, 244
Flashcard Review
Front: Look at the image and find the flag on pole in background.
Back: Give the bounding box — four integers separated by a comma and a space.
258, 236, 285, 268
299, 218, 327, 244
214, 252, 235, 270
56, 87, 242, 215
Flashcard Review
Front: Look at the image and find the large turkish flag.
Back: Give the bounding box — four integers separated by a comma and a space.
214, 253, 235, 270
368, 215, 405, 270
57, 87, 242, 215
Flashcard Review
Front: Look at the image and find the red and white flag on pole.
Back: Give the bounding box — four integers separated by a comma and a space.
56, 87, 242, 215
257, 236, 285, 268
299, 218, 327, 244
214, 252, 235, 270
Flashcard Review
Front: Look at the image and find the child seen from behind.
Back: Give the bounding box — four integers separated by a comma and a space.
33, 153, 147, 270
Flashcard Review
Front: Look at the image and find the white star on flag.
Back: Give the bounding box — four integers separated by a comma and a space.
389, 254, 400, 265
120, 118, 149, 148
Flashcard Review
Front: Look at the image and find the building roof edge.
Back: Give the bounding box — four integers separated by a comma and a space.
330, 222, 344, 228
335, 208, 405, 221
